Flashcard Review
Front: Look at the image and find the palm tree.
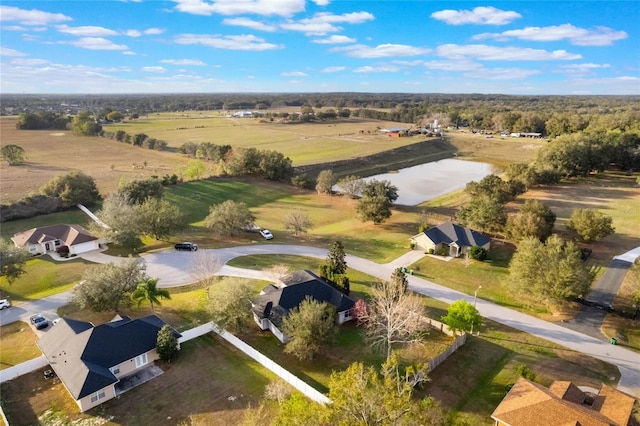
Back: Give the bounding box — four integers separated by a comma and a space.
131, 277, 170, 313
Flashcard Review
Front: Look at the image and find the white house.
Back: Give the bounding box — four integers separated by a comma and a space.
11, 224, 101, 255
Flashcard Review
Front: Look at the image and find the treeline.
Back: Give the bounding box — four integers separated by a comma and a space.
102, 130, 168, 151
179, 142, 293, 181
1, 172, 101, 222
15, 112, 70, 130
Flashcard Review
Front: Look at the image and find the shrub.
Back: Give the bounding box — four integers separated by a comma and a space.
428, 248, 435, 254
409, 242, 416, 250
469, 246, 488, 261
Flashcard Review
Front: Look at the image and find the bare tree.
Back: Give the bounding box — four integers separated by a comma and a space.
191, 250, 222, 296
283, 209, 313, 236
262, 264, 292, 286
366, 270, 425, 359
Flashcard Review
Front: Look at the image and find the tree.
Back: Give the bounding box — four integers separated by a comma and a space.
184, 159, 206, 180
259, 150, 293, 181
291, 174, 315, 190
72, 258, 145, 312
131, 277, 171, 312
106, 111, 124, 122
326, 240, 347, 276
1, 144, 25, 165
283, 209, 313, 236
204, 200, 255, 236
282, 296, 338, 360
156, 324, 179, 362
337, 175, 365, 199
137, 198, 185, 240
567, 208, 615, 243
71, 111, 102, 136
322, 356, 444, 426
629, 261, 640, 308
468, 245, 488, 261
457, 196, 507, 233
441, 299, 482, 334
190, 250, 222, 295
316, 169, 336, 195
40, 171, 101, 206
465, 174, 520, 204
508, 235, 594, 307
92, 193, 142, 247
357, 180, 399, 224
208, 277, 254, 333
366, 271, 425, 359
0, 240, 31, 284
118, 179, 164, 204
505, 211, 550, 242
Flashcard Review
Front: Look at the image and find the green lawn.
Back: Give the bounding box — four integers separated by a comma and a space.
0, 321, 40, 371
0, 257, 91, 302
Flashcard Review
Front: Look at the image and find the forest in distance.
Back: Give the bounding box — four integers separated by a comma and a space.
3, 92, 640, 138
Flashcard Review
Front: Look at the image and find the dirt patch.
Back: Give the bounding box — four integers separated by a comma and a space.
49, 133, 65, 136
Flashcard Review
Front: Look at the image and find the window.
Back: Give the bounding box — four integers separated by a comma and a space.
90, 390, 106, 403
135, 353, 148, 368
109, 366, 120, 375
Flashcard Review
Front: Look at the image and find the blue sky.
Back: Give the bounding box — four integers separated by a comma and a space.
1, 1, 638, 94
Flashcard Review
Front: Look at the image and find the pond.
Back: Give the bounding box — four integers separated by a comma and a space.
361, 159, 493, 206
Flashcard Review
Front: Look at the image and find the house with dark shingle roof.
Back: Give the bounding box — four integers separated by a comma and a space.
251, 270, 355, 343
11, 224, 101, 256
491, 377, 637, 426
410, 222, 491, 257
37, 315, 180, 412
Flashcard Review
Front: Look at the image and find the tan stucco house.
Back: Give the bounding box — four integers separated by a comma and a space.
251, 270, 355, 343
491, 378, 637, 426
11, 224, 101, 256
37, 315, 180, 412
411, 222, 491, 257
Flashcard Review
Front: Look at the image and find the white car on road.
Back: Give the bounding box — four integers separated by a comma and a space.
259, 229, 274, 240
0, 299, 10, 310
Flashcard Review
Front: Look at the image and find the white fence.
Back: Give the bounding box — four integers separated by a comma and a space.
179, 321, 330, 405
421, 317, 468, 372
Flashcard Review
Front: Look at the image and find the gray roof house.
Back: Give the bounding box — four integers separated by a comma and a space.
251, 270, 355, 343
37, 315, 180, 412
410, 222, 491, 257
11, 224, 101, 256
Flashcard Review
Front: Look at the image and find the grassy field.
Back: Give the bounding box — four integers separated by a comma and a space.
0, 321, 40, 371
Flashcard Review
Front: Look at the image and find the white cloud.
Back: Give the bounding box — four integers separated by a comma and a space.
473, 24, 628, 46
161, 59, 206, 66
557, 63, 611, 76
123, 51, 136, 56
223, 17, 277, 32
56, 25, 119, 37
67, 37, 129, 51
431, 6, 521, 25
0, 47, 28, 57
142, 66, 167, 73
144, 28, 165, 35
435, 44, 581, 61
125, 29, 142, 37
463, 67, 541, 80
2, 25, 27, 31
321, 66, 346, 72
0, 5, 72, 26
281, 11, 374, 35
173, 0, 306, 17
313, 35, 356, 44
422, 59, 482, 72
353, 64, 402, 73
333, 43, 430, 58
175, 34, 283, 51
312, 0, 330, 5
281, 71, 308, 76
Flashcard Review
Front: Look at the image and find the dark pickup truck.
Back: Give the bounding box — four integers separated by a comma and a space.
175, 242, 198, 251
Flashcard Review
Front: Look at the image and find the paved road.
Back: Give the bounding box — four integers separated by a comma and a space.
3, 244, 639, 397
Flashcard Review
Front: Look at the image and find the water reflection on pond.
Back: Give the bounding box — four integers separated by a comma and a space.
363, 159, 493, 206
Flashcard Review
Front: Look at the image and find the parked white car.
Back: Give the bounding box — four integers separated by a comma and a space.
0, 299, 10, 310
259, 229, 274, 240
